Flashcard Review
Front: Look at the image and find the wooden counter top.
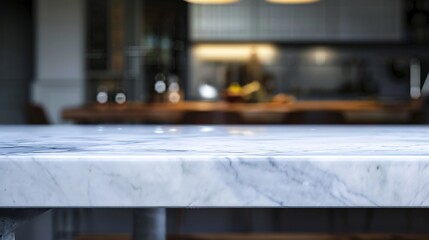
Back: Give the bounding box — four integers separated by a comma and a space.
62, 100, 422, 124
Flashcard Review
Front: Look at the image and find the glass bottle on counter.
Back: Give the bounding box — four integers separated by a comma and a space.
96, 86, 109, 104
153, 73, 167, 102
166, 74, 183, 104
114, 89, 127, 104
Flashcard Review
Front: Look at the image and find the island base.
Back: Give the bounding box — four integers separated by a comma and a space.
0, 209, 47, 240
0, 217, 17, 240
133, 208, 166, 240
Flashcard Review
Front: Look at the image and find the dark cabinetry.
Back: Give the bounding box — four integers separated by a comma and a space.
86, 0, 188, 102
190, 0, 403, 42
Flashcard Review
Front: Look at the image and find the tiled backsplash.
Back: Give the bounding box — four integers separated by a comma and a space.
189, 44, 429, 101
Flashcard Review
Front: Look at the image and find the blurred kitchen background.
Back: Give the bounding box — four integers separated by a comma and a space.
2, 0, 429, 125
4, 0, 429, 240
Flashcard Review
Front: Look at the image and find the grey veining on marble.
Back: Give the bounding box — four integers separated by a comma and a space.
1, 125, 429, 207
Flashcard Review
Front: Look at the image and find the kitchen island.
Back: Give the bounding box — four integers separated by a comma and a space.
1, 125, 429, 240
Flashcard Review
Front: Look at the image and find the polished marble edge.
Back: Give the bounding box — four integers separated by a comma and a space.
1, 126, 429, 207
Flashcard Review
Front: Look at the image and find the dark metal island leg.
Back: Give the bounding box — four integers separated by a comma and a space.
0, 217, 17, 240
0, 209, 47, 240
133, 208, 166, 240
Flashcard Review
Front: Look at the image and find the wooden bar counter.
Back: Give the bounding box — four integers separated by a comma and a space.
62, 100, 422, 124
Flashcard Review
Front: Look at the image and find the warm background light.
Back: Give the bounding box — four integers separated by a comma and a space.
266, 0, 320, 4
184, 0, 240, 4
193, 44, 278, 62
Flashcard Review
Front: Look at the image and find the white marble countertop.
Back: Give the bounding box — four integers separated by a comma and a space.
1, 125, 429, 207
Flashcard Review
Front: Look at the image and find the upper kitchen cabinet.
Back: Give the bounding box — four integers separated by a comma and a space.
189, 0, 403, 42
257, 0, 329, 41
190, 0, 254, 40
335, 0, 402, 41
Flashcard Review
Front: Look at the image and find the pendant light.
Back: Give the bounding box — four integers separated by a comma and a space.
184, 0, 240, 4
266, 0, 319, 4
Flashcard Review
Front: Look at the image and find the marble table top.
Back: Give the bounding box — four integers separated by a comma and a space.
1, 125, 429, 207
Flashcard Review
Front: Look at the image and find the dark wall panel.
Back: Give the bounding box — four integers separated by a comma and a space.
0, 0, 34, 123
